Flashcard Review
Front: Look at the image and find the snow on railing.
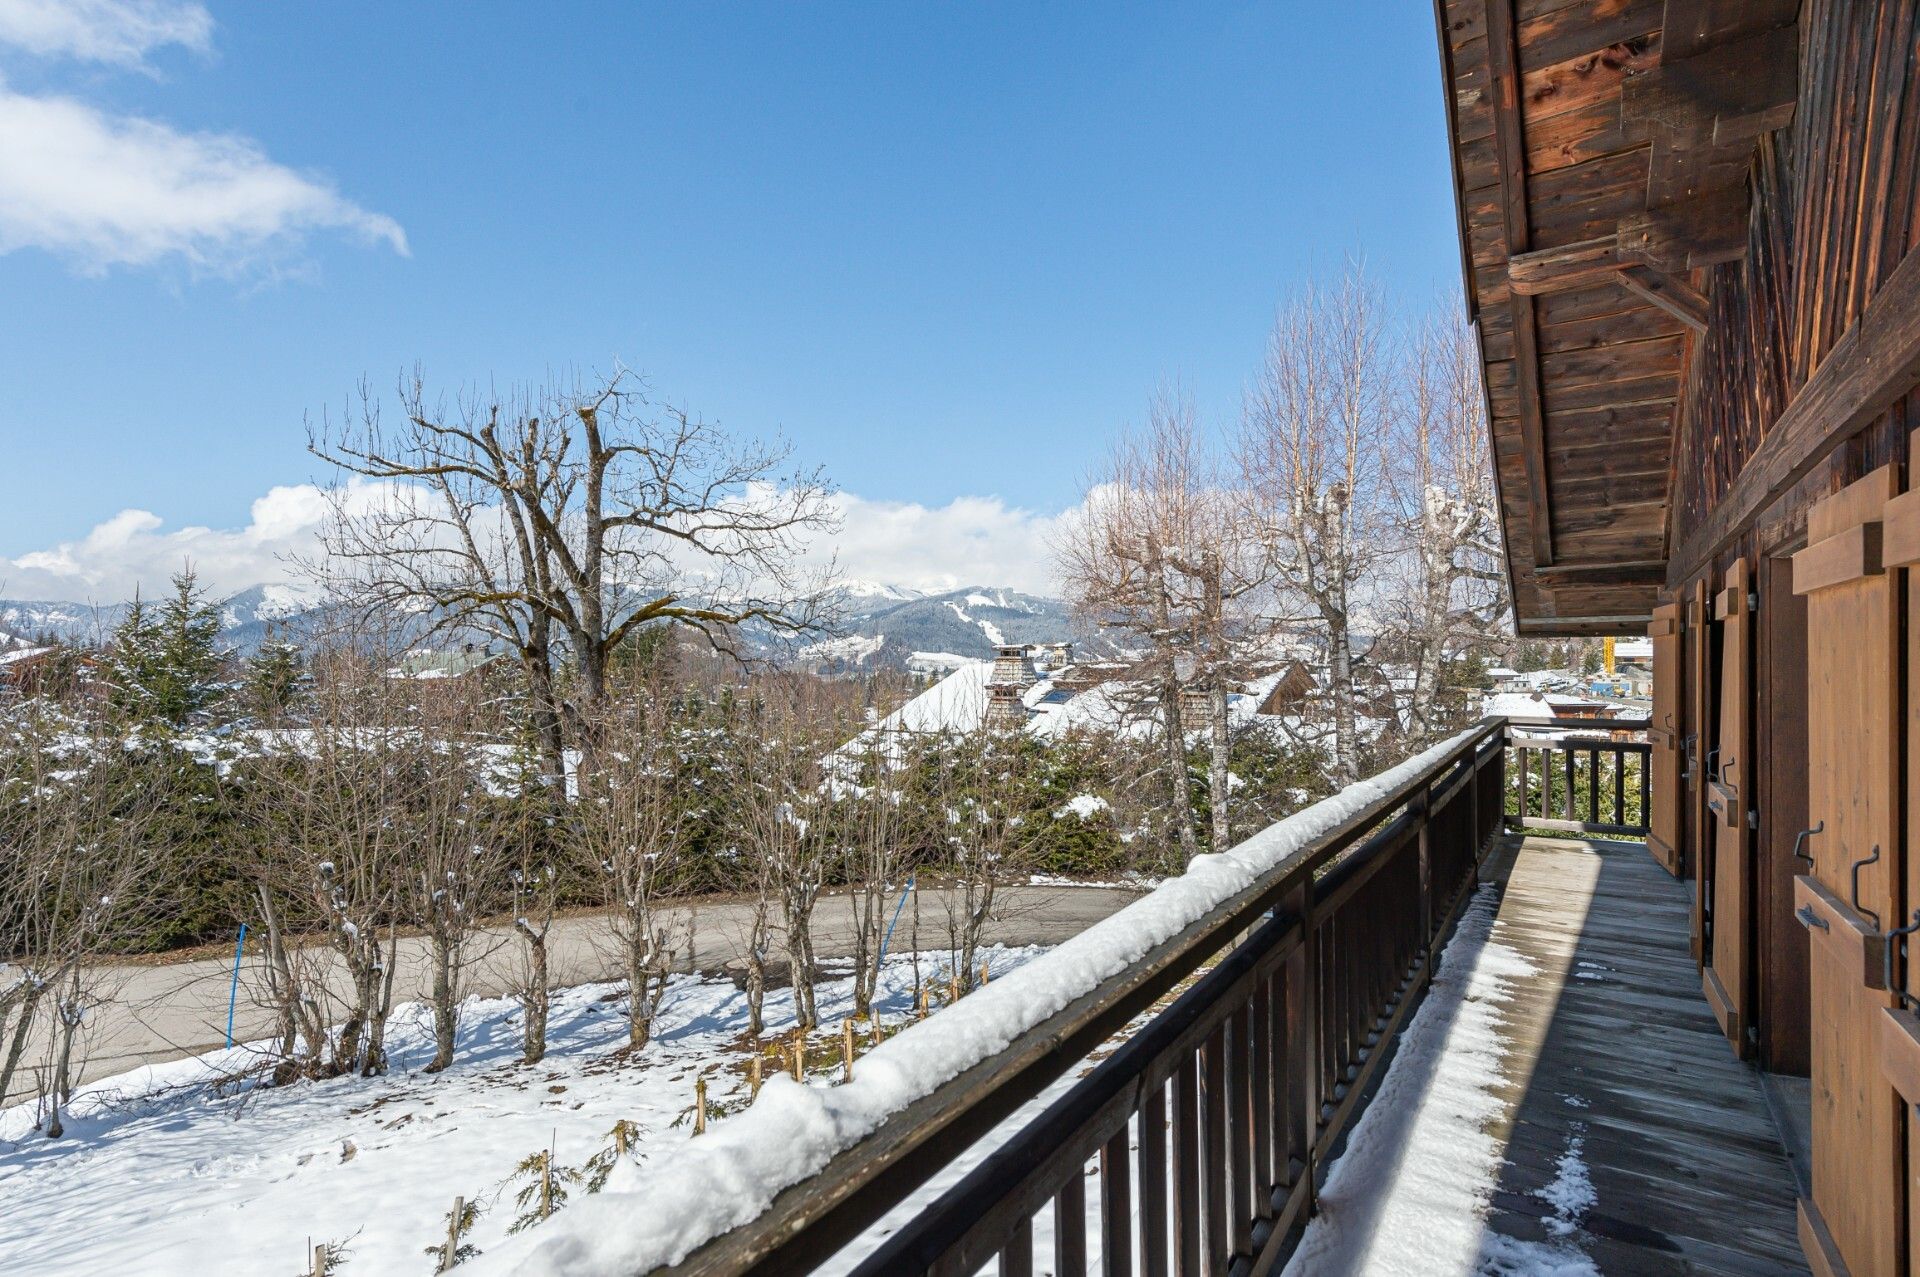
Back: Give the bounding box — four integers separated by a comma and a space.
469, 725, 1489, 1277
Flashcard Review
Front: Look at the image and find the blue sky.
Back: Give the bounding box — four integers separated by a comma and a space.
0, 1, 1462, 599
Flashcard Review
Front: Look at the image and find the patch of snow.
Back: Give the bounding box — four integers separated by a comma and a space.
483, 729, 1484, 1276
906, 651, 972, 673
1281, 883, 1544, 1277
1054, 794, 1110, 820
800, 633, 887, 665
1540, 1128, 1594, 1237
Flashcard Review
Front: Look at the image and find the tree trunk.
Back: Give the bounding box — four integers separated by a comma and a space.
1208, 681, 1232, 848
0, 981, 46, 1107
1327, 611, 1359, 787
1160, 671, 1199, 863
523, 651, 568, 791
362, 927, 398, 1076
45, 970, 82, 1139
786, 893, 818, 1029
516, 921, 550, 1065
426, 931, 457, 1073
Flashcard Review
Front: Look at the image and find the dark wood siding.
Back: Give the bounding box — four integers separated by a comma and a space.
1676, 3, 1920, 566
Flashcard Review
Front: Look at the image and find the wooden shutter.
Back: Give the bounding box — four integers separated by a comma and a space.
1648, 602, 1686, 876
1688, 575, 1716, 965
1791, 465, 1903, 1277
1884, 481, 1920, 1275
1703, 558, 1753, 1054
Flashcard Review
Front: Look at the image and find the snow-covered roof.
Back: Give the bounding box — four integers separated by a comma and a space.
386, 647, 500, 680
1483, 690, 1612, 719
0, 645, 55, 668
1613, 638, 1652, 660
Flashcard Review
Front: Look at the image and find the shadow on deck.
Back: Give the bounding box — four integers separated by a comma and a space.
1474, 835, 1803, 1274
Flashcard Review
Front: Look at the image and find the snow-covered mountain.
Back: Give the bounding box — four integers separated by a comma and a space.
0, 599, 129, 649
0, 586, 327, 655
796, 584, 1103, 672
0, 580, 1097, 671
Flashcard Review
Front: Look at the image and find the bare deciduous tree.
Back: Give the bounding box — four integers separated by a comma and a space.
310, 369, 841, 782
1055, 399, 1199, 861
396, 687, 505, 1074
1055, 391, 1263, 858
841, 726, 920, 1019
1387, 315, 1507, 741
1240, 266, 1396, 786
579, 690, 688, 1052
0, 702, 151, 1127
248, 662, 413, 1079
731, 682, 847, 1029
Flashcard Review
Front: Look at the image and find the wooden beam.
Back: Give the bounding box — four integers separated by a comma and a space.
1517, 614, 1657, 637
1509, 235, 1624, 296
1535, 560, 1670, 588
1667, 245, 1920, 589
1486, 0, 1552, 567
1617, 265, 1710, 333
1618, 186, 1752, 272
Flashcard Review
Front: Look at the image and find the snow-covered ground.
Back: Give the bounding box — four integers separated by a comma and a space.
0, 946, 1045, 1277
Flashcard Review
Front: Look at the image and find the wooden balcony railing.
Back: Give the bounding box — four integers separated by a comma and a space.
1503, 715, 1652, 840
665, 720, 1510, 1276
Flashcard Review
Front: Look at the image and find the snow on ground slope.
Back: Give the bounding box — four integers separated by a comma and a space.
481, 730, 1481, 1276
0, 947, 1043, 1277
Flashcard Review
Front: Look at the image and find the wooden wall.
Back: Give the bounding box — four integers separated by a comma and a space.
1673, 1, 1920, 563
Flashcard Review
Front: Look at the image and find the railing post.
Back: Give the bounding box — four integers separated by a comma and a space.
1416, 781, 1434, 972
1282, 878, 1316, 1221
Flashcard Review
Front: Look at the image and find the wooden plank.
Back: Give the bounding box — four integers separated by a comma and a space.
1486, 0, 1553, 567
1706, 556, 1752, 1055
1536, 559, 1667, 587
1790, 522, 1884, 595
1801, 461, 1905, 1276
1757, 552, 1811, 1076
1450, 836, 1803, 1272
1666, 246, 1920, 591
1508, 234, 1623, 294
1879, 1008, 1920, 1104
1616, 265, 1710, 332
1879, 486, 1920, 567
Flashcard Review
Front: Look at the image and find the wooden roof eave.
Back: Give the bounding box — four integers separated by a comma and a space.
1433, 0, 1522, 636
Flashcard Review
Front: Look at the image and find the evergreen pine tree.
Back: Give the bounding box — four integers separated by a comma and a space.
243, 627, 307, 719
107, 568, 228, 730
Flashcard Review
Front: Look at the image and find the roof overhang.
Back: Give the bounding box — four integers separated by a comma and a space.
1433, 0, 1798, 634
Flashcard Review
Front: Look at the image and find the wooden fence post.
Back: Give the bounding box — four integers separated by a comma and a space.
841, 1018, 855, 1082
695, 1077, 708, 1134
437, 1196, 464, 1273
311, 1243, 327, 1277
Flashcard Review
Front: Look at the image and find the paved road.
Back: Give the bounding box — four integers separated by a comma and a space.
11, 883, 1140, 1099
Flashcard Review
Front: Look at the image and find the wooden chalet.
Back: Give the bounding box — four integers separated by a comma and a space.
1438, 0, 1920, 1273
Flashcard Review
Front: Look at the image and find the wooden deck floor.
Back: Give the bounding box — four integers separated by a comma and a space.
1471, 835, 1805, 1275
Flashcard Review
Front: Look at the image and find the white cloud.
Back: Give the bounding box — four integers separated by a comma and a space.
808, 492, 1068, 596
0, 485, 1071, 604
0, 1, 403, 275
0, 0, 211, 69
2, 484, 341, 601
0, 87, 407, 274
